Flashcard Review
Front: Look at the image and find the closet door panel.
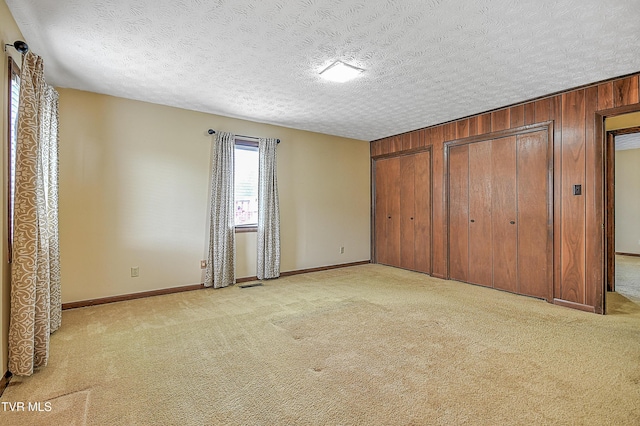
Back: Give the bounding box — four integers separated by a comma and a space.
374, 158, 389, 265
468, 141, 493, 287
448, 145, 470, 282
491, 136, 518, 292
375, 157, 401, 266
414, 151, 432, 274
387, 157, 402, 267
517, 131, 550, 299
400, 155, 416, 270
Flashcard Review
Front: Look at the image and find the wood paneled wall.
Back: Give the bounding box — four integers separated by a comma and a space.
370, 73, 640, 314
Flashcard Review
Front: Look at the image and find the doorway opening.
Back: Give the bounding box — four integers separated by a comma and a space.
604, 111, 640, 311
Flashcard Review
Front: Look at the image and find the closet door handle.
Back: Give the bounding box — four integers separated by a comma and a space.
510, 221, 516, 225
410, 217, 414, 220
388, 216, 391, 219
470, 219, 475, 223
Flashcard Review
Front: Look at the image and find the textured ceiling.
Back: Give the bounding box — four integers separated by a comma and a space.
6, 0, 640, 141
615, 133, 640, 151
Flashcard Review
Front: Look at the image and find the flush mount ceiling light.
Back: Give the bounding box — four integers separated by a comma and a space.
319, 60, 364, 83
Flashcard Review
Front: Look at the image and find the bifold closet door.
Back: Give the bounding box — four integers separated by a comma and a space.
516, 132, 549, 299
491, 136, 518, 293
400, 155, 416, 270
375, 157, 400, 267
468, 142, 493, 287
413, 151, 432, 274
448, 145, 470, 282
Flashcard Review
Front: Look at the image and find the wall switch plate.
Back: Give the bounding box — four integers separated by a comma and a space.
200, 260, 207, 269
131, 267, 139, 277
573, 184, 582, 196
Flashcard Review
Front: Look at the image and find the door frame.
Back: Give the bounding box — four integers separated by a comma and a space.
596, 105, 640, 313
602, 124, 640, 294
605, 131, 615, 293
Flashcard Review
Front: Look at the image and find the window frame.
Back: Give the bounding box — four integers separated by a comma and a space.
234, 139, 259, 233
7, 57, 20, 263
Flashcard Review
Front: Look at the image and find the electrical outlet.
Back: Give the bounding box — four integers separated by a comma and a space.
200, 260, 207, 269
131, 267, 139, 277
340, 246, 345, 254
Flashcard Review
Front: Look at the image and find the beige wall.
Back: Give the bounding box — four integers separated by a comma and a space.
58, 88, 370, 303
1, 0, 25, 376
606, 111, 640, 131
615, 148, 640, 255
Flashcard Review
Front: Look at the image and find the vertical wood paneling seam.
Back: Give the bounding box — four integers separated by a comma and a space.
371, 158, 376, 262
425, 148, 434, 275
554, 95, 563, 300
446, 141, 450, 278
515, 137, 520, 294
582, 99, 588, 305
546, 125, 554, 302
584, 86, 598, 307
444, 144, 449, 278
581, 91, 587, 305
431, 147, 434, 275
445, 140, 450, 278
441, 127, 448, 278
556, 100, 562, 299
585, 86, 600, 307
592, 118, 603, 312
584, 90, 598, 308
466, 146, 471, 281
561, 90, 586, 304
490, 140, 495, 288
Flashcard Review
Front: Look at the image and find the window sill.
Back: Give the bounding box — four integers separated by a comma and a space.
235, 225, 257, 233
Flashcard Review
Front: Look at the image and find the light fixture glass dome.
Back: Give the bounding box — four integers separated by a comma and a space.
320, 61, 364, 83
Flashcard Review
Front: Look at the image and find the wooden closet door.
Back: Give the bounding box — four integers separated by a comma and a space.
400, 155, 416, 270
414, 151, 431, 274
468, 141, 493, 287
517, 131, 550, 299
374, 157, 401, 266
448, 145, 470, 282
491, 136, 518, 293
374, 158, 388, 264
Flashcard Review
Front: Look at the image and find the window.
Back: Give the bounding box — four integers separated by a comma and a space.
7, 57, 20, 262
234, 141, 259, 230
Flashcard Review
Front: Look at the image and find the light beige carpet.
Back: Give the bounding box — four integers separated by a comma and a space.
2, 264, 640, 425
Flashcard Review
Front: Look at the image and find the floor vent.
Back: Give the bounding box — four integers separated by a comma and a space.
239, 283, 263, 289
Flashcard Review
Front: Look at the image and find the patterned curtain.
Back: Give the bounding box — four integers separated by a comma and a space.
204, 132, 236, 288
257, 138, 280, 280
9, 51, 61, 376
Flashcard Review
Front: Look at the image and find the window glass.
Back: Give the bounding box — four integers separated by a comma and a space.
8, 59, 20, 261
234, 143, 259, 226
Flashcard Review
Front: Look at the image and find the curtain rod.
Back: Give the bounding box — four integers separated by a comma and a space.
207, 129, 280, 144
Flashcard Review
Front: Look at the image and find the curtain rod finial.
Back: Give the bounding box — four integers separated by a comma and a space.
5, 40, 28, 54
208, 129, 215, 135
